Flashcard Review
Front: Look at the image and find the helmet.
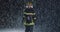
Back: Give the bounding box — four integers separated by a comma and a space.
26, 2, 32, 5
25, 2, 33, 8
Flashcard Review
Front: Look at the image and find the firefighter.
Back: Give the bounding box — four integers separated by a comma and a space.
23, 2, 36, 32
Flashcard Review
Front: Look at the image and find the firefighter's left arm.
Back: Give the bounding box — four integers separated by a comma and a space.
33, 15, 36, 23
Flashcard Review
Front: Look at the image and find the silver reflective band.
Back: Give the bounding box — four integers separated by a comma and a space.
30, 6, 33, 8
26, 6, 28, 8
26, 6, 33, 8
24, 12, 35, 15
34, 17, 36, 19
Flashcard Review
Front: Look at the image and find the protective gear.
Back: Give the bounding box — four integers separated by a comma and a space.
23, 8, 36, 26
23, 3, 36, 32
26, 2, 33, 5
25, 2, 33, 8
25, 25, 33, 32
24, 19, 34, 25
26, 5, 33, 8
24, 12, 35, 15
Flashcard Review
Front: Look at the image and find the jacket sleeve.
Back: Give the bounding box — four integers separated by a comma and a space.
22, 9, 26, 23
32, 9, 36, 23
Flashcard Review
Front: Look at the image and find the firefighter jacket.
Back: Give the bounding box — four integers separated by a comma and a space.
23, 8, 36, 26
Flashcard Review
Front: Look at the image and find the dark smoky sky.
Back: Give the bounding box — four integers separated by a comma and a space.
0, 0, 60, 32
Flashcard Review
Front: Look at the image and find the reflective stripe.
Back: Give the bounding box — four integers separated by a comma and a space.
24, 20, 34, 25
34, 17, 36, 20
24, 22, 34, 25
24, 12, 35, 15
26, 6, 33, 8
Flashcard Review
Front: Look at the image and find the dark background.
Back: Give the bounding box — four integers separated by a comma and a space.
0, 0, 60, 32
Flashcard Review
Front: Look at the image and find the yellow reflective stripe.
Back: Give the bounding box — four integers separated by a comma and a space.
24, 23, 34, 25
24, 12, 35, 15
24, 19, 34, 25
